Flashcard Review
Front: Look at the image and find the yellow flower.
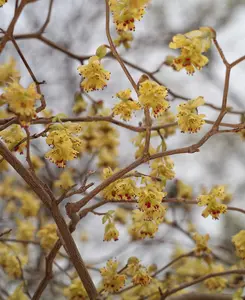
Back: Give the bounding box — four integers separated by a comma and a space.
37, 224, 58, 250
0, 57, 20, 86
113, 89, 141, 121
4, 253, 28, 279
137, 185, 166, 220
45, 123, 84, 168
103, 222, 119, 241
150, 156, 175, 183
77, 56, 110, 92
63, 277, 87, 300
100, 259, 127, 292
0, 124, 26, 153
176, 180, 193, 199
156, 111, 177, 138
72, 92, 87, 115
132, 268, 152, 286
177, 96, 205, 133
16, 220, 35, 241
19, 191, 40, 217
54, 169, 75, 190
139, 80, 169, 117
204, 265, 227, 292
129, 209, 160, 239
109, 0, 150, 32
125, 257, 140, 276
7, 284, 28, 300
2, 81, 41, 124
114, 31, 134, 49
193, 232, 211, 256
102, 167, 138, 201
169, 27, 214, 74
232, 230, 245, 260
197, 185, 227, 220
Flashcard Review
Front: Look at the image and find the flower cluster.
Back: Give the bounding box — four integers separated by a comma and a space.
156, 111, 177, 138
177, 96, 205, 133
197, 185, 228, 219
77, 55, 110, 92
132, 132, 156, 159
102, 167, 138, 201
72, 92, 87, 115
232, 230, 245, 260
37, 224, 58, 250
109, 0, 150, 32
169, 27, 215, 74
0, 124, 26, 153
7, 284, 28, 300
0, 57, 20, 86
63, 277, 87, 299
112, 89, 141, 121
16, 220, 35, 241
138, 80, 169, 117
176, 180, 193, 199
45, 123, 84, 168
100, 259, 127, 292
204, 265, 227, 292
193, 232, 211, 256
2, 81, 41, 125
81, 110, 119, 169
0, 244, 27, 279
150, 156, 175, 187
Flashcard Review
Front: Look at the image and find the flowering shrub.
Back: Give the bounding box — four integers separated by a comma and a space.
1, 1, 245, 300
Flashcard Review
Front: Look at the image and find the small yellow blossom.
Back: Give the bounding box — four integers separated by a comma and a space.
232, 230, 245, 260
103, 222, 119, 241
45, 123, 84, 168
125, 257, 140, 276
109, 0, 150, 32
102, 167, 138, 201
137, 185, 166, 221
197, 185, 227, 219
7, 284, 28, 300
139, 80, 169, 117
156, 111, 177, 138
150, 156, 175, 183
177, 96, 206, 133
114, 31, 133, 49
169, 27, 214, 74
204, 265, 227, 292
37, 224, 58, 250
4, 253, 28, 279
2, 81, 41, 124
0, 57, 20, 86
77, 56, 110, 92
176, 180, 193, 199
132, 268, 152, 286
113, 89, 141, 121
100, 259, 127, 292
19, 191, 40, 217
72, 92, 87, 115
193, 232, 211, 256
129, 209, 160, 239
63, 277, 87, 299
16, 220, 35, 241
0, 124, 26, 153
54, 169, 75, 190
